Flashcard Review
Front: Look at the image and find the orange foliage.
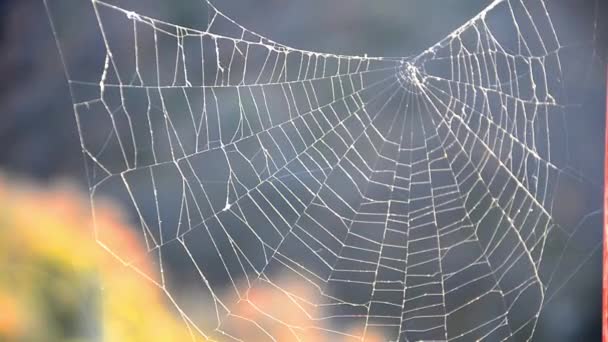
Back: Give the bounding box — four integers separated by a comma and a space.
222, 275, 385, 341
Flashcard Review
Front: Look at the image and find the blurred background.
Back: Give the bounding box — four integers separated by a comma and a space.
0, 0, 607, 340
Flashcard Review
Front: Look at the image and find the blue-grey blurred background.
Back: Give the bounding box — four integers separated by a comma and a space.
1, 0, 606, 340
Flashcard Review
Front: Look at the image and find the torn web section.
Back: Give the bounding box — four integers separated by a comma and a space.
90, 0, 398, 89
70, 0, 402, 168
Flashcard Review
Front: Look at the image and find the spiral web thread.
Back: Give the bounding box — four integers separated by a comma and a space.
47, 0, 600, 340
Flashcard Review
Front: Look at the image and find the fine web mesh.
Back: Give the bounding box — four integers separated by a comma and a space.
46, 0, 602, 340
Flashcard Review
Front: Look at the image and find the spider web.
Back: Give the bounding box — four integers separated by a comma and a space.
45, 0, 602, 340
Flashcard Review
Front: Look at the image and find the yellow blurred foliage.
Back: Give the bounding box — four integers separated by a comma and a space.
0, 175, 388, 342
0, 176, 201, 342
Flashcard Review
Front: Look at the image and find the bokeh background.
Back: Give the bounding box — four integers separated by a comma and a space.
0, 0, 607, 340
